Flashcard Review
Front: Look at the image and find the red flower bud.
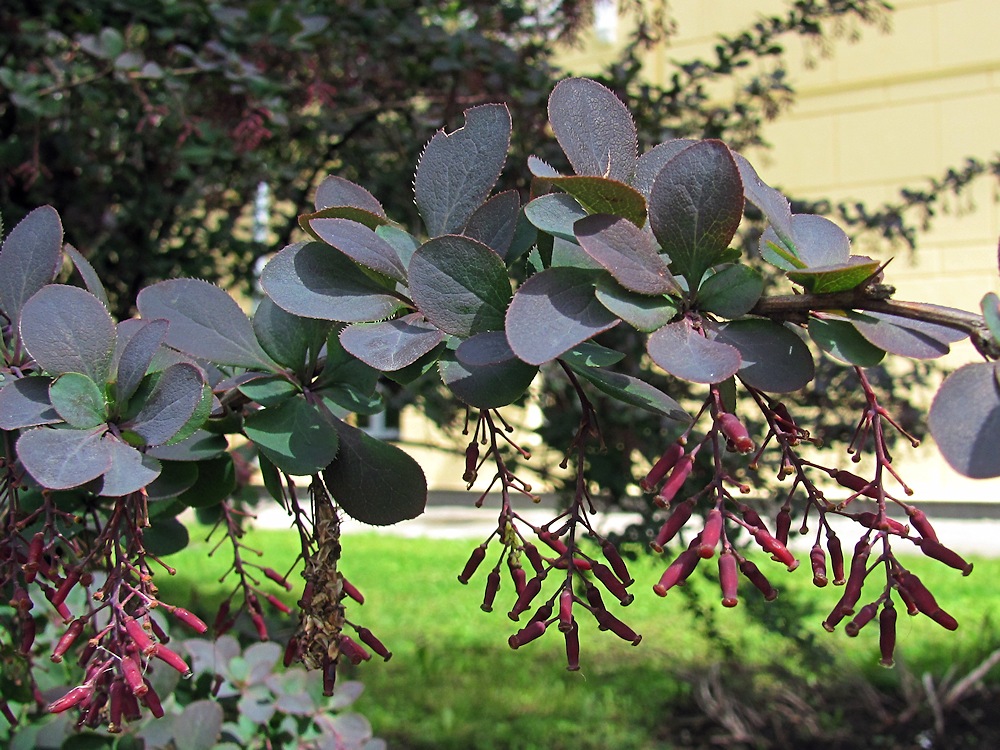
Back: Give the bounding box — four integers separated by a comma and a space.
19, 615, 36, 655
916, 537, 973, 576
595, 610, 641, 645
50, 568, 80, 608
564, 620, 581, 672
697, 509, 723, 559
340, 577, 365, 605
583, 580, 605, 612
508, 562, 527, 596
265, 593, 292, 614
833, 470, 878, 499
641, 443, 684, 492
879, 600, 897, 667
775, 507, 792, 546
463, 442, 479, 485
809, 544, 828, 588
124, 617, 157, 656
508, 620, 547, 649
508, 574, 543, 620
894, 569, 958, 630
845, 601, 879, 636
601, 540, 634, 587
213, 599, 232, 633
52, 618, 86, 663
907, 507, 939, 543
481, 569, 501, 612
521, 543, 546, 576
740, 505, 766, 531
284, 636, 300, 667
322, 658, 337, 697
739, 558, 778, 601
357, 627, 392, 661
121, 655, 147, 696
654, 456, 694, 507
854, 511, 908, 536
718, 412, 754, 454
559, 588, 575, 633
827, 533, 846, 585
141, 682, 164, 718
590, 561, 633, 605
250, 610, 269, 641
338, 635, 371, 665
108, 680, 125, 732
169, 606, 208, 634
23, 532, 44, 583
458, 544, 487, 584
47, 684, 93, 714
718, 551, 739, 608
538, 530, 568, 557
750, 527, 799, 571
653, 548, 700, 597
650, 500, 694, 553
263, 567, 294, 591
150, 617, 169, 644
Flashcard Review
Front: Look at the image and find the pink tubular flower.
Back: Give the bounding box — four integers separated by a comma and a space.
121, 655, 147, 696
845, 601, 879, 637
564, 620, 581, 671
654, 456, 694, 507
641, 443, 684, 492
653, 548, 700, 597
601, 541, 634, 587
47, 684, 94, 714
697, 509, 723, 559
718, 551, 739, 608
907, 507, 939, 542
558, 588, 575, 633
340, 577, 365, 605
508, 575, 543, 620
169, 606, 208, 634
750, 527, 798, 571
357, 627, 392, 661
458, 544, 487, 584
650, 500, 695, 553
827, 533, 846, 585
595, 610, 641, 645
718, 412, 754, 454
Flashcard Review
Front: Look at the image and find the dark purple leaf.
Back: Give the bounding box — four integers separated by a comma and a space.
760, 214, 850, 270
506, 267, 619, 365
548, 78, 636, 181
298, 206, 389, 233
16, 425, 112, 490
340, 314, 444, 371
145, 460, 198, 500
646, 319, 741, 384
848, 310, 966, 360
314, 175, 386, 216
408, 235, 511, 337
929, 362, 1000, 478
732, 152, 793, 243
20, 284, 116, 383
696, 264, 764, 318
121, 362, 206, 446
0, 206, 62, 326
649, 140, 744, 288
415, 104, 511, 237
116, 319, 169, 405
64, 244, 110, 310
95, 436, 161, 496
243, 396, 339, 476
309, 218, 406, 283
137, 279, 277, 369
575, 214, 677, 295
524, 193, 587, 242
260, 242, 404, 324
632, 140, 697, 198
440, 344, 537, 409
323, 419, 427, 526
566, 362, 690, 422
715, 319, 815, 393
49, 373, 106, 428
0, 377, 59, 429
462, 190, 521, 260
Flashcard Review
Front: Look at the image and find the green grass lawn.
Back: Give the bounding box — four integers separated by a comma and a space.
158, 528, 1000, 750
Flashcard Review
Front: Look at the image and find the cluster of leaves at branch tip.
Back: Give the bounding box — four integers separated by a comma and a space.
4, 72, 1000, 731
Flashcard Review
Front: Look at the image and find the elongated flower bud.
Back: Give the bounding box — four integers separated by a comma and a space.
775, 507, 791, 546
653, 548, 700, 597
879, 600, 897, 667
19, 615, 36, 655
718, 412, 754, 454
23, 532, 44, 583
538, 530, 569, 557
559, 588, 575, 633
141, 682, 164, 718
263, 567, 294, 591
650, 500, 695, 553
718, 551, 739, 608
740, 505, 766, 531
463, 442, 479, 485
481, 569, 501, 612
124, 617, 157, 656
47, 684, 93, 714
458, 545, 487, 584
121, 656, 147, 696
809, 544, 828, 588
565, 620, 581, 672
739, 558, 778, 601
508, 574, 543, 620
338, 635, 371, 665
508, 620, 547, 649
907, 507, 939, 542
845, 601, 879, 636
601, 541, 634, 587
750, 527, 798, 571
340, 577, 365, 605
916, 537, 973, 576
169, 606, 208, 634
641, 444, 684, 492
509, 563, 527, 596
155, 644, 193, 677
52, 618, 86, 663
894, 569, 958, 630
357, 627, 392, 661
595, 610, 641, 645
108, 679, 125, 732
522, 542, 546, 575
833, 470, 878, 499
655, 456, 694, 507
854, 511, 908, 536
50, 568, 80, 608
827, 533, 846, 585
697, 509, 723, 559
590, 562, 633, 605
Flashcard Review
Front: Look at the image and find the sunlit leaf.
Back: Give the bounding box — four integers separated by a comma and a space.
95, 436, 161, 496
559, 341, 625, 368
49, 372, 106, 428
309, 218, 406, 283
314, 175, 386, 216
137, 279, 278, 370
632, 140, 697, 198
594, 277, 678, 332
252, 296, 332, 372
760, 214, 850, 271
64, 244, 110, 310
415, 104, 511, 237
524, 193, 587, 243
697, 264, 764, 318
506, 267, 618, 365
376, 225, 421, 271
929, 362, 1000, 478
16, 425, 111, 490
408, 235, 511, 337
574, 214, 676, 295
547, 176, 647, 227
238, 374, 300, 407
340, 314, 445, 371
786, 258, 880, 294
646, 319, 741, 384
261, 242, 405, 324
732, 152, 793, 245
848, 309, 966, 360
20, 284, 116, 383
323, 419, 426, 526
548, 77, 636, 181
648, 140, 744, 289
244, 396, 339, 476
0, 205, 62, 326
715, 319, 815, 393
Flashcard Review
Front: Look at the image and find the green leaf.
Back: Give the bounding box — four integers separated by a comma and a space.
594, 277, 678, 332
20, 284, 116, 383
715, 319, 815, 393
252, 296, 332, 372
177, 454, 236, 508
506, 267, 619, 365
760, 214, 850, 271
340, 314, 445, 371
0, 376, 60, 429
440, 334, 538, 408
524, 193, 588, 243
929, 362, 1000, 478
786, 258, 880, 294
0, 205, 62, 327
548, 77, 637, 182
561, 341, 626, 368
145, 460, 199, 500
646, 319, 741, 384
16, 425, 112, 490
982, 292, 1000, 344
567, 361, 690, 422
408, 235, 511, 337
144, 517, 191, 556
415, 104, 511, 237
648, 140, 744, 290
808, 316, 886, 367
137, 279, 278, 370
548, 176, 647, 227
261, 241, 404, 324
376, 225, 421, 270
257, 453, 284, 503
323, 419, 426, 526
49, 373, 106, 428
574, 214, 677, 295
239, 374, 299, 407
314, 331, 380, 395
697, 264, 764, 318
244, 396, 339, 476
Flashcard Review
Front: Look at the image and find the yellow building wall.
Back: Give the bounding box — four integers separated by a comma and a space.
555, 0, 1000, 504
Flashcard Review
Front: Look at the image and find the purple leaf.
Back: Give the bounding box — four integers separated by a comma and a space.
95, 436, 161, 496
760, 214, 850, 270
309, 218, 406, 283
314, 175, 386, 216
715, 319, 815, 393
462, 190, 521, 260
121, 362, 206, 446
575, 214, 677, 295
732, 152, 793, 244
646, 319, 741, 384
929, 362, 1000, 478
633, 140, 697, 198
16, 425, 112, 490
63, 244, 110, 310
440, 342, 537, 409
0, 206, 63, 326
548, 78, 637, 181
848, 309, 966, 360
340, 314, 444, 371
0, 377, 59, 429
116, 319, 169, 405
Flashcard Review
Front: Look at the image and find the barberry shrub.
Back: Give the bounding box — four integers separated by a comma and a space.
2, 77, 999, 734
